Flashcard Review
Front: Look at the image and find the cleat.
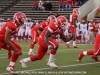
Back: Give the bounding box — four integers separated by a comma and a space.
73, 46, 78, 48
47, 61, 58, 68
78, 51, 84, 61
66, 44, 70, 48
6, 66, 18, 75
19, 59, 27, 68
8, 50, 12, 59
91, 55, 99, 62
28, 52, 34, 56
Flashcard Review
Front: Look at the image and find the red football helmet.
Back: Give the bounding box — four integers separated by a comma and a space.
47, 15, 56, 22
73, 8, 79, 14
56, 16, 67, 27
13, 12, 26, 25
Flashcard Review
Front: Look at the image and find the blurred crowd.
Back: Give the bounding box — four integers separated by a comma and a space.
32, 0, 88, 11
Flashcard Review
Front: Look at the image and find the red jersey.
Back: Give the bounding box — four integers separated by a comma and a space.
0, 21, 19, 40
33, 2, 38, 7
40, 22, 64, 38
70, 13, 78, 25
89, 23, 94, 32
31, 20, 49, 32
59, 1, 64, 5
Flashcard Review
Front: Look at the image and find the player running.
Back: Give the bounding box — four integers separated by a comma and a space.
20, 16, 74, 68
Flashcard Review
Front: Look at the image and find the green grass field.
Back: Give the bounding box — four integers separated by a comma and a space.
0, 42, 100, 75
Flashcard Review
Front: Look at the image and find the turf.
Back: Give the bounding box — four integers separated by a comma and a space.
0, 42, 100, 75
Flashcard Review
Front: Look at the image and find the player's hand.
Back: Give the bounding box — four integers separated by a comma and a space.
14, 50, 22, 56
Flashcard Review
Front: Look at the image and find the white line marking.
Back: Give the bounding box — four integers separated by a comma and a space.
0, 49, 92, 56
1, 62, 100, 75
0, 57, 7, 58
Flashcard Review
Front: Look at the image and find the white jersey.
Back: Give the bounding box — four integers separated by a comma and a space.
0, 22, 4, 29
76, 22, 80, 31
76, 22, 80, 36
18, 25, 25, 36
80, 23, 87, 33
64, 23, 70, 36
25, 22, 33, 29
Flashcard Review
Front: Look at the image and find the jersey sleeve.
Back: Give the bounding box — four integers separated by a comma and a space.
48, 22, 58, 33
41, 21, 48, 28
7, 22, 17, 32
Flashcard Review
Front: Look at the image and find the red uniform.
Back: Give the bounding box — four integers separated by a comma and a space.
69, 13, 78, 35
31, 20, 49, 43
32, 22, 64, 60
0, 21, 21, 51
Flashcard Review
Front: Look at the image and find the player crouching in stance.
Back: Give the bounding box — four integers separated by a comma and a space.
0, 12, 27, 74
19, 16, 75, 69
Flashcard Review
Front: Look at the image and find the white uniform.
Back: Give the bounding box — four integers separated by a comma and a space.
18, 25, 25, 36
25, 21, 33, 36
80, 23, 88, 43
64, 22, 70, 36
76, 22, 80, 37
0, 22, 4, 30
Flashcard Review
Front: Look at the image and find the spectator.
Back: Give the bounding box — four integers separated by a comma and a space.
55, 12, 60, 17
78, 0, 84, 6
96, 6, 100, 18
66, 0, 72, 9
41, 1, 47, 11
46, 0, 52, 11
66, 0, 72, 4
38, 0, 43, 11
32, 0, 39, 11
58, 0, 65, 11
72, 0, 77, 6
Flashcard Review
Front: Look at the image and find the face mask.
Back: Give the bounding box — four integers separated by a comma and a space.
60, 22, 66, 29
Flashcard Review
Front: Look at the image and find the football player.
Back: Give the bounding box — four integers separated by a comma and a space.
66, 8, 79, 48
0, 12, 27, 74
28, 15, 57, 55
20, 16, 74, 68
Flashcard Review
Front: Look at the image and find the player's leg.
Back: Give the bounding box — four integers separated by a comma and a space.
28, 30, 38, 55
20, 29, 24, 42
4, 40, 22, 73
64, 29, 71, 48
70, 27, 78, 48
20, 38, 48, 68
78, 34, 100, 61
25, 29, 28, 41
92, 34, 100, 61
47, 39, 59, 68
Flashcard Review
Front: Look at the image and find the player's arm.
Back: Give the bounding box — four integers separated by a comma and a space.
73, 18, 77, 28
60, 33, 74, 42
44, 30, 52, 45
4, 28, 17, 52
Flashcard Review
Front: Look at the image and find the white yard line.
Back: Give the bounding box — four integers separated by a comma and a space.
0, 48, 93, 56
1, 62, 100, 75
0, 57, 7, 58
